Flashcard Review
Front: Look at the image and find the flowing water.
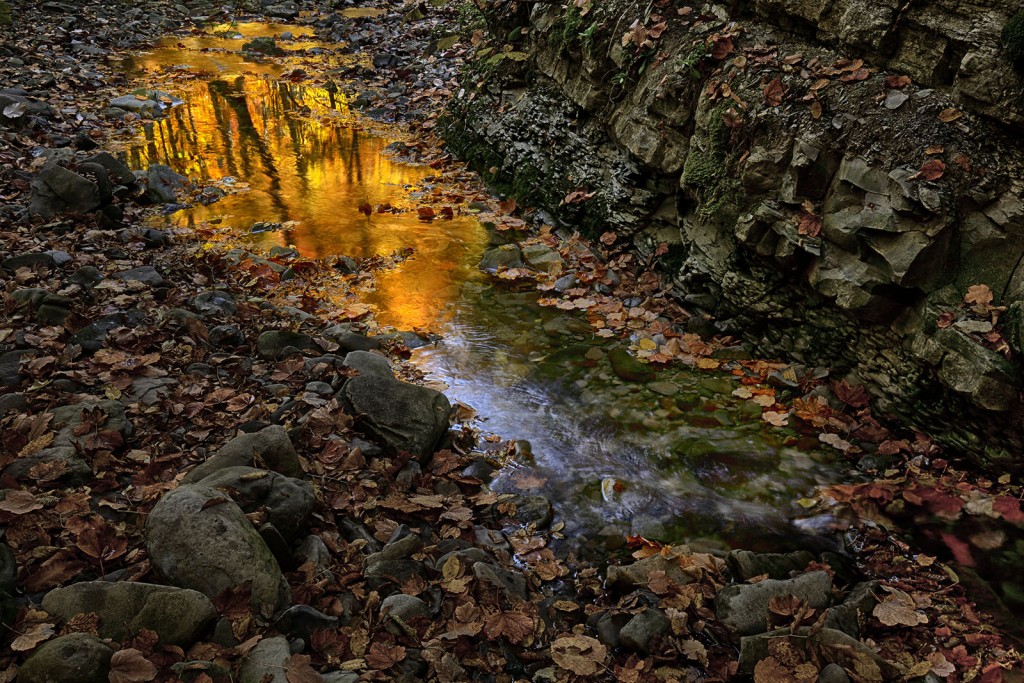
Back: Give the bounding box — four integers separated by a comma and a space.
113, 23, 852, 554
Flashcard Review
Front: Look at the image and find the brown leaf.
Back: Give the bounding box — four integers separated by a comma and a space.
884, 74, 912, 89
872, 586, 928, 626
938, 107, 963, 123
284, 654, 323, 683
365, 641, 406, 670
763, 78, 786, 106
964, 284, 993, 308
10, 622, 55, 652
109, 648, 157, 683
754, 656, 798, 683
550, 635, 606, 676
483, 611, 535, 644
910, 159, 945, 181
0, 490, 43, 514
23, 550, 88, 592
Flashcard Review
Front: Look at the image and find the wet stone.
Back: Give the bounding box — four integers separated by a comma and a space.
716, 571, 833, 636
275, 604, 339, 641
16, 633, 114, 683
619, 608, 670, 653
183, 425, 303, 483
257, 330, 320, 360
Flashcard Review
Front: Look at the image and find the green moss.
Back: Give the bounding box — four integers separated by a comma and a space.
0, 1, 10, 25
1003, 10, 1024, 70
681, 105, 744, 220
551, 5, 585, 55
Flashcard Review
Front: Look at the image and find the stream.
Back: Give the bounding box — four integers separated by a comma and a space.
112, 22, 859, 557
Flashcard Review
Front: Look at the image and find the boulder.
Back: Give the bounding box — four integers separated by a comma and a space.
146, 164, 189, 203
608, 348, 655, 382
183, 425, 303, 483
340, 373, 451, 459
50, 400, 131, 449
239, 636, 290, 683
195, 466, 314, 539
606, 548, 699, 590
2, 446, 91, 485
726, 549, 815, 581
342, 349, 393, 378
619, 608, 670, 653
275, 604, 339, 640
16, 633, 113, 683
716, 571, 832, 636
113, 266, 165, 287
256, 330, 320, 360
28, 163, 102, 220
42, 581, 216, 645
479, 244, 524, 271
145, 484, 289, 617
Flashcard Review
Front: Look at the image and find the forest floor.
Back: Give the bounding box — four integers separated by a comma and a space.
0, 1, 1022, 682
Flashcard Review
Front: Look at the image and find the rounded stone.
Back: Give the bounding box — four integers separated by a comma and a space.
16, 633, 113, 683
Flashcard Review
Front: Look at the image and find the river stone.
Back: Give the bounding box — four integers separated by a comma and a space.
823, 580, 879, 637
381, 593, 428, 631
340, 373, 451, 459
472, 561, 527, 600
606, 549, 698, 590
42, 581, 216, 645
16, 633, 113, 683
819, 663, 852, 683
716, 571, 832, 636
70, 309, 147, 353
51, 400, 130, 448
193, 290, 237, 317
726, 549, 816, 581
739, 627, 895, 677
3, 253, 57, 272
521, 243, 563, 270
239, 636, 290, 683
28, 163, 102, 220
114, 266, 164, 287
342, 349, 393, 378
84, 152, 136, 187
275, 604, 338, 640
495, 494, 553, 529
145, 484, 289, 617
329, 330, 381, 352
256, 330, 320, 359
608, 347, 656, 382
479, 244, 524, 271
183, 425, 303, 483
146, 164, 188, 202
2, 446, 91, 485
109, 95, 161, 117
0, 349, 37, 388
195, 466, 314, 539
619, 608, 670, 653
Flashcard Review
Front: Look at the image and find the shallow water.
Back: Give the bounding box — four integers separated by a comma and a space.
115, 22, 850, 551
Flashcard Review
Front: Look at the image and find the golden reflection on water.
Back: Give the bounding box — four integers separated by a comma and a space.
120, 25, 489, 332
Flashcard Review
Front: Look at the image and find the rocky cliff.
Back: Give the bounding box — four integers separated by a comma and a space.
441, 0, 1024, 465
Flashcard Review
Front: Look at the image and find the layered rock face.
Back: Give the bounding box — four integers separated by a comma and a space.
443, 1, 1024, 463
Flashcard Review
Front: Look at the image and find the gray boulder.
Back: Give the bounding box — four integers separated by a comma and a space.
50, 400, 131, 449
196, 466, 314, 539
479, 244, 524, 271
145, 484, 289, 617
239, 636, 290, 683
256, 330, 320, 360
342, 350, 393, 378
16, 633, 113, 683
2, 446, 91, 485
183, 425, 303, 483
716, 571, 832, 636
28, 162, 101, 220
340, 373, 451, 459
146, 164, 189, 203
619, 608, 670, 653
109, 95, 162, 117
42, 581, 216, 645
726, 549, 815, 581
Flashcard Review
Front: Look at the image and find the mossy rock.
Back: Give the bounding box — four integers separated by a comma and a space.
608, 347, 655, 382
1004, 10, 1024, 70
241, 37, 286, 57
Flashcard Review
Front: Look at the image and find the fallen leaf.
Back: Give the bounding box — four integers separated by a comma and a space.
284, 654, 323, 683
483, 611, 535, 644
910, 159, 945, 181
938, 107, 963, 123
10, 623, 55, 652
872, 586, 928, 626
109, 648, 157, 683
551, 635, 606, 676
0, 490, 43, 514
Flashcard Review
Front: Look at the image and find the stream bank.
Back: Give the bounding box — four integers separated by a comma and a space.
440, 0, 1024, 468
0, 0, 1022, 681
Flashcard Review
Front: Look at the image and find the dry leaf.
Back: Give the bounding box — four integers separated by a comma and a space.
872, 586, 928, 626
550, 635, 607, 676
10, 623, 55, 652
0, 490, 43, 514
284, 654, 323, 683
109, 648, 157, 683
